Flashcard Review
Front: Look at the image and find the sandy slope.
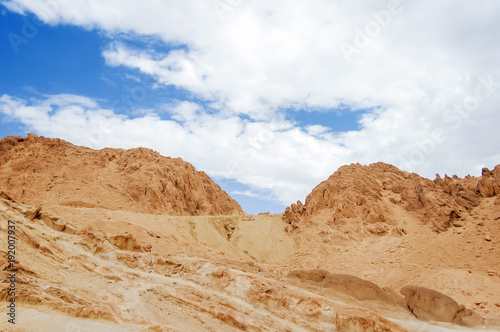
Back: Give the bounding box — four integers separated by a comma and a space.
0, 194, 499, 331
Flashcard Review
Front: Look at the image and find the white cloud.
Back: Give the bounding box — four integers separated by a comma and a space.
231, 191, 263, 199
0, 93, 349, 204
305, 125, 330, 136
168, 101, 204, 122
1, 0, 500, 207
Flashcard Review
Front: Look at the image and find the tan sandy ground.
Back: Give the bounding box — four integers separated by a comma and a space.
0, 195, 499, 331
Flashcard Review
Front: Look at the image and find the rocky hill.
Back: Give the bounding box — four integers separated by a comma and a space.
0, 135, 499, 330
283, 162, 500, 233
0, 133, 243, 215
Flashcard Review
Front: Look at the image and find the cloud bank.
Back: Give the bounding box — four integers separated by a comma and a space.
1, 0, 500, 207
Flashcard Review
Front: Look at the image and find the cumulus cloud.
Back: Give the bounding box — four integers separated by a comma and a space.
1, 0, 500, 208
305, 125, 330, 137
0, 93, 348, 204
231, 191, 264, 199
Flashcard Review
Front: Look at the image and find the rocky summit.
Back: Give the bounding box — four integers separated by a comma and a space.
283, 162, 500, 233
0, 133, 243, 216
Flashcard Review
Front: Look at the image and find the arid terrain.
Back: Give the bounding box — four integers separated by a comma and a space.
0, 134, 499, 331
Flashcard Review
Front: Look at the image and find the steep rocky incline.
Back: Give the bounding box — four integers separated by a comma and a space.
0, 133, 243, 215
283, 162, 500, 233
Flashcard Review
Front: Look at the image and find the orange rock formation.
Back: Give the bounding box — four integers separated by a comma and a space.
284, 162, 500, 233
0, 133, 243, 216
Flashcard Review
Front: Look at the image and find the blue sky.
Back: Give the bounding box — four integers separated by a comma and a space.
1, 1, 499, 214
0, 9, 361, 213
0, 12, 191, 116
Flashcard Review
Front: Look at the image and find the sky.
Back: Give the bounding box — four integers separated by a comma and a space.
0, 0, 499, 214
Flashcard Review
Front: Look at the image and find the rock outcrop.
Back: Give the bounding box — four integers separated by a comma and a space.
478, 166, 500, 197
0, 133, 243, 215
400, 285, 484, 327
285, 269, 392, 303
283, 162, 500, 232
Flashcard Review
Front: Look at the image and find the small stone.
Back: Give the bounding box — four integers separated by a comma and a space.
453, 220, 465, 227
487, 270, 496, 276
495, 303, 500, 307
484, 234, 491, 242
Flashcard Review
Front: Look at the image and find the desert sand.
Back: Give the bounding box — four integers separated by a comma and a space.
0, 134, 499, 331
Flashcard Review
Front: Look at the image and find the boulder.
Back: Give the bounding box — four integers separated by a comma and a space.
286, 269, 391, 302
400, 285, 484, 327
400, 286, 459, 323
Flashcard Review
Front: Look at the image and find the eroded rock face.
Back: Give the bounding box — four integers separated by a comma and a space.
478, 166, 500, 197
0, 133, 243, 216
400, 286, 484, 327
283, 200, 305, 231
283, 162, 500, 233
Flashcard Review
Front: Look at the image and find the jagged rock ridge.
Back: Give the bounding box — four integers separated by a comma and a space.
0, 133, 243, 215
284, 162, 500, 233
